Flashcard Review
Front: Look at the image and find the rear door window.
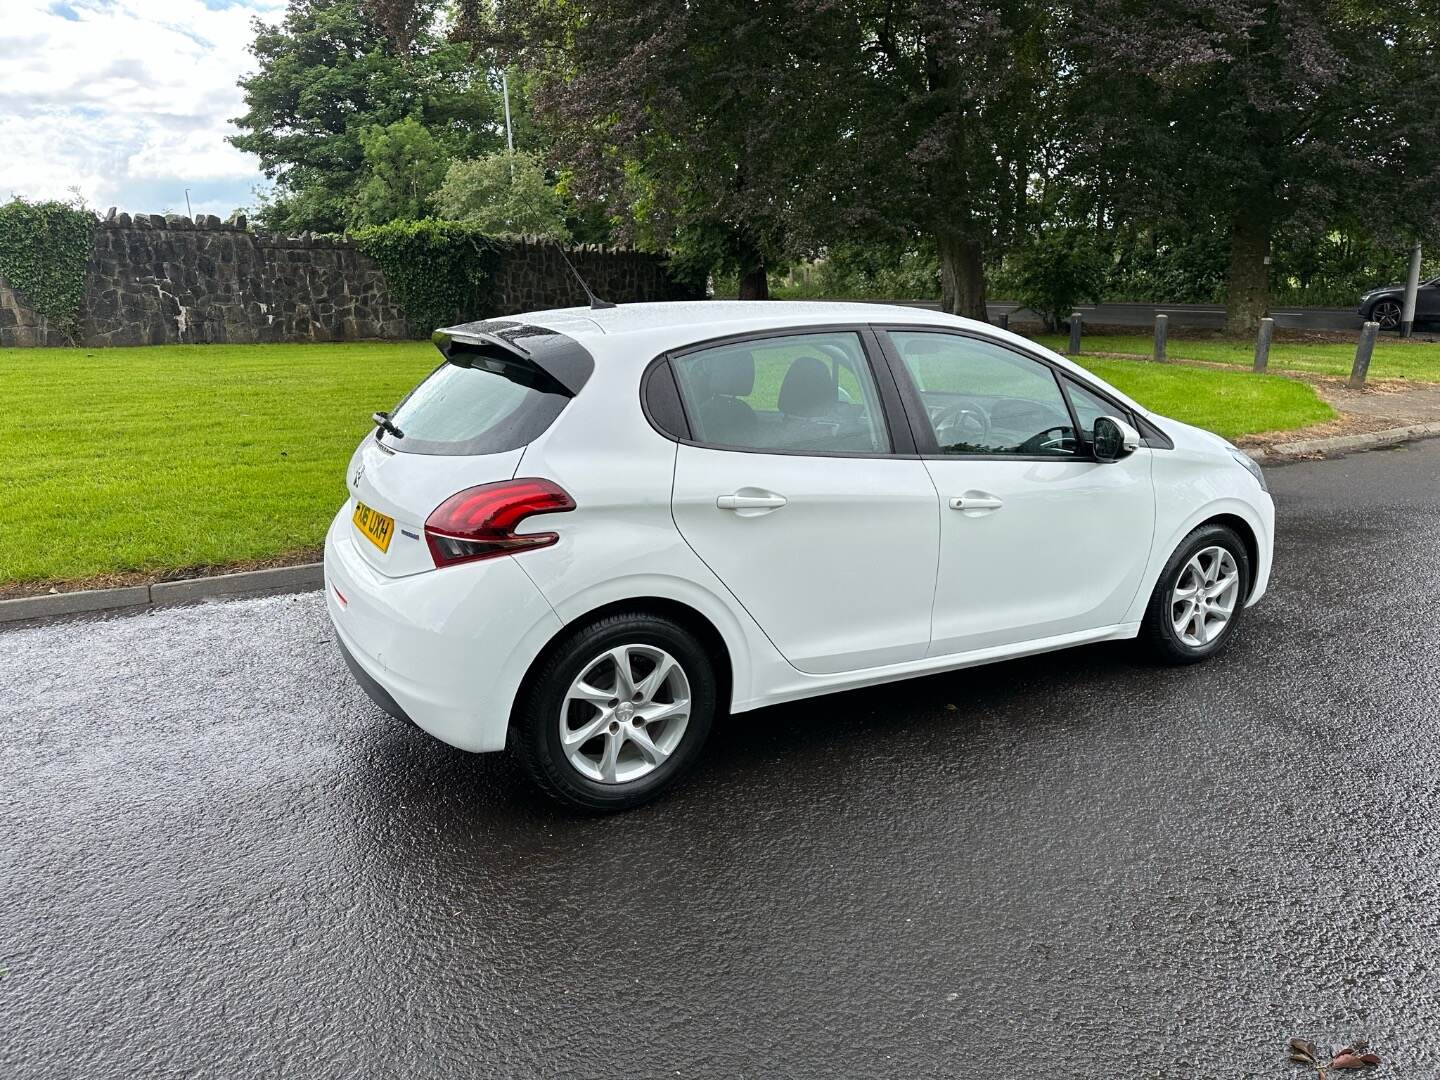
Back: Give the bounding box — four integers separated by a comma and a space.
669, 331, 890, 454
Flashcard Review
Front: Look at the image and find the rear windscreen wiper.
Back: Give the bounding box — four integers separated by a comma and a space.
372, 411, 405, 439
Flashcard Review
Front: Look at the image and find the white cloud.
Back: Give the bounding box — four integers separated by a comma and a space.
0, 0, 286, 215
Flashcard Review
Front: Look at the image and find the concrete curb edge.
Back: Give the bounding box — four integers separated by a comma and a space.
1246, 420, 1440, 464
0, 563, 324, 626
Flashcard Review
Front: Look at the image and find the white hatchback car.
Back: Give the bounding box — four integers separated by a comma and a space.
325, 301, 1273, 809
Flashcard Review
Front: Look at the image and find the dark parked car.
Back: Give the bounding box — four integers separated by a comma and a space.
1359, 276, 1440, 330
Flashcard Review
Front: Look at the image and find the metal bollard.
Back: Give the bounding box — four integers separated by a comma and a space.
1153, 313, 1168, 363
1067, 312, 1082, 355
1402, 241, 1422, 339
1254, 317, 1274, 372
998, 312, 1009, 332
1350, 321, 1379, 388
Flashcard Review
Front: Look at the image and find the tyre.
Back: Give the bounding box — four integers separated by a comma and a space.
1370, 298, 1403, 331
1139, 524, 1251, 665
509, 611, 717, 811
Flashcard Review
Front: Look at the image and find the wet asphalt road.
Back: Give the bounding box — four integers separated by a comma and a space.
4, 443, 1440, 1079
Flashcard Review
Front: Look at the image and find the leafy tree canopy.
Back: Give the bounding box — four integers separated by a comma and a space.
230, 0, 501, 232
444, 0, 868, 297
352, 116, 449, 227
434, 151, 570, 239
1067, 0, 1440, 331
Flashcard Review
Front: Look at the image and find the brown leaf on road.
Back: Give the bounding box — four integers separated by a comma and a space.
1288, 1037, 1319, 1063
1358, 1053, 1381, 1065
1330, 1053, 1366, 1068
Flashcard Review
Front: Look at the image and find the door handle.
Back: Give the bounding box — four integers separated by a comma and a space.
717, 492, 787, 511
949, 495, 1003, 511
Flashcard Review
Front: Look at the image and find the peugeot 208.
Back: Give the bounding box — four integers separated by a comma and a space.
325, 302, 1274, 810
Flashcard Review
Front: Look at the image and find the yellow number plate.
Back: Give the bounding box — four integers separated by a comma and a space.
352, 501, 395, 553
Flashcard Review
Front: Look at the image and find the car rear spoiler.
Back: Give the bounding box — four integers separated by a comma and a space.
433, 320, 595, 396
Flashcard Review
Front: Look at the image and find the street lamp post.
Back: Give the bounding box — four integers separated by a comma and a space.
501, 70, 515, 179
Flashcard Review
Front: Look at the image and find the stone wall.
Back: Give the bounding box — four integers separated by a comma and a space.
0, 274, 69, 347
78, 212, 408, 347
0, 211, 700, 348
490, 238, 699, 312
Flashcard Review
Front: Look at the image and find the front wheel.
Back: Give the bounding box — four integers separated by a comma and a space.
1139, 524, 1251, 664
510, 611, 717, 811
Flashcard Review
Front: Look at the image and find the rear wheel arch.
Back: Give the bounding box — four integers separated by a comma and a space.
509, 596, 735, 736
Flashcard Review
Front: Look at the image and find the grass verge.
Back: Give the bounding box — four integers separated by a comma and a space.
4, 342, 437, 586
1074, 357, 1334, 440
5, 341, 1331, 588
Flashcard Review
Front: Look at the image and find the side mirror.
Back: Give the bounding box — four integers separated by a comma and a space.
1092, 415, 1140, 462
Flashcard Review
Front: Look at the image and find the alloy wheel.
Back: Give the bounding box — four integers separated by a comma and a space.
1372, 300, 1403, 330
1170, 545, 1240, 648
559, 644, 691, 783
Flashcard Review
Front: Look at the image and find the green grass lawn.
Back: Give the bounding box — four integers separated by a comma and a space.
1033, 333, 1440, 381
4, 341, 1331, 587
4, 342, 438, 586
1077, 357, 1333, 438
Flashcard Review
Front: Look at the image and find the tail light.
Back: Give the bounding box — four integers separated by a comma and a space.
424, 478, 576, 568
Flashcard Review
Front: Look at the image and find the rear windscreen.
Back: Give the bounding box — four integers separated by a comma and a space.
383, 354, 572, 456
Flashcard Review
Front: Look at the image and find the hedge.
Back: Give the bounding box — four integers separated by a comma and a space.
0, 198, 96, 338
351, 219, 502, 337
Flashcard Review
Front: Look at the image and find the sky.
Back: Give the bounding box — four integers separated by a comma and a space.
0, 0, 286, 219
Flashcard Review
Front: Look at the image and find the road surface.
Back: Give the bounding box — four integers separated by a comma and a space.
4, 441, 1439, 1077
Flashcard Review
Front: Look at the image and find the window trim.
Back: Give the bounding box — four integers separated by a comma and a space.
640, 324, 919, 459
872, 325, 1172, 459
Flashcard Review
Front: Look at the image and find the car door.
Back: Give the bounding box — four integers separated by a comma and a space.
660, 328, 940, 676
1421, 279, 1440, 320
878, 328, 1156, 657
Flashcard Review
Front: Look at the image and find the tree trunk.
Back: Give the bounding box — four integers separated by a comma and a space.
737, 263, 769, 300
938, 233, 988, 321
1225, 213, 1270, 337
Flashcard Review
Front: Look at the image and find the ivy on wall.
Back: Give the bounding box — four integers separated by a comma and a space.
0, 198, 97, 338
351, 220, 502, 337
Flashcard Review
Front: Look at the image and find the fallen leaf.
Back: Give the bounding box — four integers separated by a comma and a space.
1288, 1038, 1319, 1063
1331, 1053, 1365, 1069
1358, 1053, 1381, 1065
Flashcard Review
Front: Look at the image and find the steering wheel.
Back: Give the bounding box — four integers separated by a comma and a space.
1016, 425, 1076, 455
932, 403, 991, 446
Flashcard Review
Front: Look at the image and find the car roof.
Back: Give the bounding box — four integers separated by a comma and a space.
438, 299, 1153, 418
469, 300, 975, 342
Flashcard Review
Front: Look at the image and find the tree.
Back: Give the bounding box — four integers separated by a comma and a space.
230, 0, 501, 232
351, 117, 449, 226
438, 0, 866, 298
826, 0, 1063, 319
1002, 225, 1107, 331
434, 151, 570, 238
1069, 0, 1440, 334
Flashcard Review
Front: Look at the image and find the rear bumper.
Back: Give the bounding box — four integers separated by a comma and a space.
335, 633, 411, 723
323, 506, 563, 753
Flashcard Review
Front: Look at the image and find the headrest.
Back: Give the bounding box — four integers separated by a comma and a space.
778, 355, 835, 416
703, 351, 755, 397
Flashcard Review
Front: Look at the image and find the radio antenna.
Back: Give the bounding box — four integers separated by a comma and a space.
553, 242, 616, 310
